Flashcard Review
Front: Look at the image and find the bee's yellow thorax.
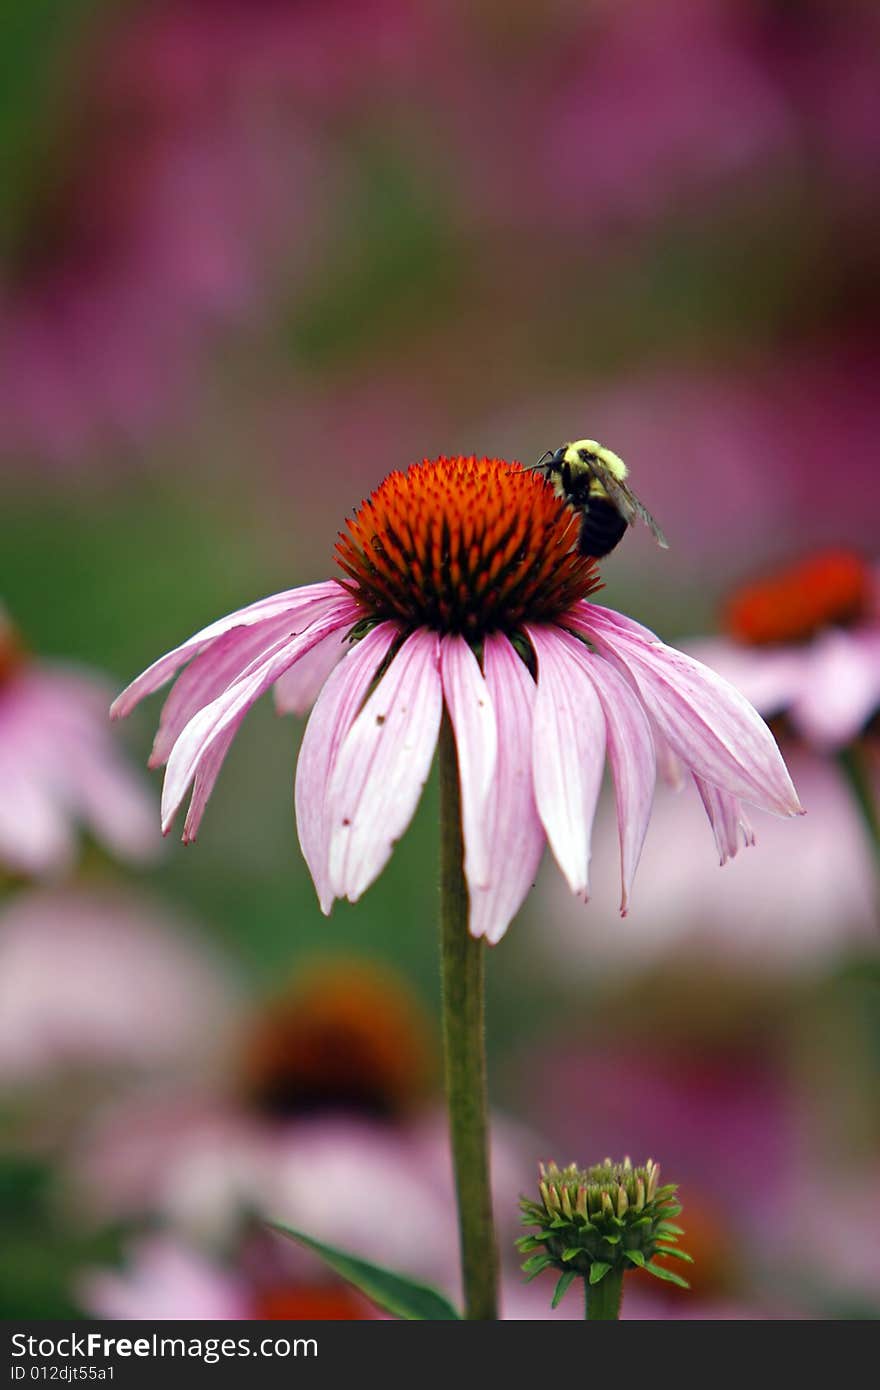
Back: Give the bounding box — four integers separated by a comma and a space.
562, 439, 628, 501
564, 440, 628, 479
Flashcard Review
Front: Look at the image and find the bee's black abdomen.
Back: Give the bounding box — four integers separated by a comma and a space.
577, 499, 628, 558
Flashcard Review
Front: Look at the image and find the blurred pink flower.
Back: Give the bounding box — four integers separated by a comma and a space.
0, 616, 157, 875
521, 1041, 798, 1218
80, 1237, 250, 1322
68, 958, 536, 1302
751, 2, 880, 202
689, 552, 880, 751
540, 748, 877, 978
112, 458, 800, 942
0, 887, 241, 1085
776, 1166, 880, 1312
80, 1231, 378, 1320
78, 1232, 522, 1321
541, 0, 794, 228
71, 1094, 534, 1298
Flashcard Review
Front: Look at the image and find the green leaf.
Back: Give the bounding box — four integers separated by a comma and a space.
645, 1262, 691, 1290
522, 1253, 553, 1275
657, 1222, 685, 1237
561, 1248, 582, 1262
516, 1236, 542, 1253
624, 1249, 647, 1267
589, 1262, 612, 1285
602, 1233, 621, 1245
654, 1246, 694, 1263
270, 1223, 461, 1320
552, 1270, 577, 1308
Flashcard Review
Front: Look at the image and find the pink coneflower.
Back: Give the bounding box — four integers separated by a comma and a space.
540, 748, 877, 978
0, 887, 240, 1087
0, 611, 157, 876
113, 455, 801, 943
79, 1234, 375, 1322
690, 550, 880, 750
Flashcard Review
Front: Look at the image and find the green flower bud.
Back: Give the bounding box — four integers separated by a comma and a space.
517, 1158, 693, 1316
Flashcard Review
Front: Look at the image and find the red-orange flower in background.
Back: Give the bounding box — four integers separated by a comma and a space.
694, 550, 880, 750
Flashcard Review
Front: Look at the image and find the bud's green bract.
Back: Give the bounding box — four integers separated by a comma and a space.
517, 1158, 693, 1308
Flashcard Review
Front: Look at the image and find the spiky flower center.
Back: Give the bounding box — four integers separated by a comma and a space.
724, 550, 873, 647
335, 456, 599, 636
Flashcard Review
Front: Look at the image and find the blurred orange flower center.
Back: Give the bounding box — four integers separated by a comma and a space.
723, 550, 873, 646
254, 1284, 369, 1320
239, 963, 435, 1121
0, 617, 24, 688
335, 456, 600, 637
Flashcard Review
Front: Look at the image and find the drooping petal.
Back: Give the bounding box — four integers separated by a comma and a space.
181, 724, 240, 846
571, 603, 802, 817
294, 622, 400, 912
684, 637, 809, 721
468, 634, 545, 944
653, 729, 687, 790
526, 625, 606, 898
327, 629, 442, 904
790, 627, 880, 749
110, 581, 349, 720
272, 626, 352, 717
440, 635, 497, 893
161, 603, 356, 837
560, 635, 656, 914
693, 776, 756, 865
149, 614, 307, 767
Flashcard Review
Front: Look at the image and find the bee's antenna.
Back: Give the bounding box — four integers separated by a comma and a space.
522, 450, 554, 473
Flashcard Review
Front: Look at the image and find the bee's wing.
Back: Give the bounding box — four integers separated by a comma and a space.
589, 462, 669, 550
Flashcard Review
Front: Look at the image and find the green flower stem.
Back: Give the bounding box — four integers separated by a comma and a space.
838, 742, 880, 879
438, 714, 498, 1321
585, 1269, 624, 1320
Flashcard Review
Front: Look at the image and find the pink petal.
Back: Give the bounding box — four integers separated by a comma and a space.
149, 614, 308, 767
654, 729, 687, 790
440, 636, 497, 893
0, 742, 75, 875
161, 604, 356, 837
791, 628, 880, 749
294, 623, 400, 913
561, 637, 656, 915
272, 626, 351, 717
327, 629, 442, 904
526, 625, 606, 898
572, 604, 802, 817
58, 730, 160, 862
111, 581, 349, 720
469, 634, 545, 944
181, 724, 239, 846
685, 637, 808, 719
693, 776, 756, 865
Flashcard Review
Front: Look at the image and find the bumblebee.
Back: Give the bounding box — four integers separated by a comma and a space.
533, 439, 668, 559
